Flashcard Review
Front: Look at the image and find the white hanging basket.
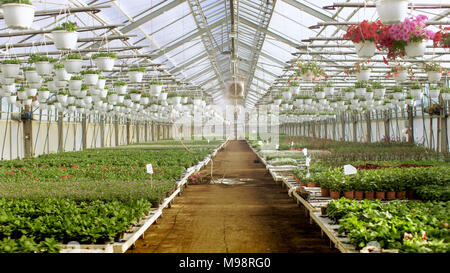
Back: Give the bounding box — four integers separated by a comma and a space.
35, 61, 53, 76
364, 92, 374, 100
393, 70, 408, 83
150, 85, 163, 96
429, 89, 440, 99
95, 57, 115, 71
18, 91, 28, 100
114, 85, 127, 95
2, 3, 36, 30
324, 87, 335, 96
140, 97, 150, 105
117, 95, 125, 104
273, 99, 282, 106
2, 84, 15, 95
282, 91, 292, 100
57, 95, 68, 104
159, 92, 168, 100
441, 93, 450, 100
63, 59, 83, 74
410, 89, 422, 100
7, 95, 17, 104
345, 92, 355, 100
130, 93, 142, 102
289, 86, 299, 94
69, 80, 82, 91
24, 70, 40, 83
355, 88, 367, 97
52, 31, 78, 50
83, 74, 99, 86
37, 90, 50, 100
55, 80, 67, 88
97, 79, 106, 89
55, 69, 70, 81
128, 71, 144, 83
99, 89, 108, 98
25, 88, 37, 97
301, 72, 314, 81
1, 64, 20, 78
354, 41, 376, 58
315, 91, 325, 99
375, 0, 409, 24
427, 71, 442, 83
356, 70, 371, 81
405, 41, 426, 58
29, 81, 42, 89
108, 94, 118, 104
392, 92, 404, 100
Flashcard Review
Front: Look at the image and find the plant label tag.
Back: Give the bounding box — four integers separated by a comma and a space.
306, 172, 310, 178
305, 156, 311, 167
146, 164, 154, 174
207, 139, 210, 143
302, 148, 308, 156
275, 144, 279, 150
258, 141, 263, 146
291, 141, 294, 146
344, 164, 357, 175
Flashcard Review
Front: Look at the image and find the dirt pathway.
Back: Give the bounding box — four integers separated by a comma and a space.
128, 140, 337, 253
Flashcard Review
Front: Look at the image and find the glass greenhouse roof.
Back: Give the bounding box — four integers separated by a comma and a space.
0, 0, 449, 108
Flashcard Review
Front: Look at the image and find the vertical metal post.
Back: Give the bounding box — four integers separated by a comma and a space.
82, 114, 87, 150
58, 111, 64, 152
23, 105, 33, 158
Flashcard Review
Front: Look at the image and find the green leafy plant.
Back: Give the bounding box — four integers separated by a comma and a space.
81, 69, 100, 75
2, 59, 20, 65
113, 81, 127, 86
52, 21, 78, 32
92, 52, 117, 59
64, 53, 82, 60
129, 67, 146, 73
28, 54, 56, 64
150, 80, 163, 85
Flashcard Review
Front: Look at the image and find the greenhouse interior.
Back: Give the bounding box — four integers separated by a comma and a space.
0, 0, 449, 256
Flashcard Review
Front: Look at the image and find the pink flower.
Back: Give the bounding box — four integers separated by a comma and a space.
422, 231, 427, 241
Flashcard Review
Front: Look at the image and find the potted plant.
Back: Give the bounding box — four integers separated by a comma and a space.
364, 85, 374, 100
17, 87, 27, 100
441, 87, 450, 101
63, 53, 83, 73
129, 89, 142, 102
329, 181, 342, 200
288, 78, 300, 94
107, 90, 118, 104
23, 66, 40, 83
428, 86, 440, 99
69, 75, 82, 92
390, 65, 409, 83
1, 0, 36, 29
81, 69, 100, 85
371, 81, 385, 99
409, 82, 422, 100
296, 61, 324, 81
343, 20, 383, 57
25, 86, 37, 97
29, 54, 56, 76
6, 92, 17, 104
405, 94, 414, 106
56, 90, 68, 104
96, 76, 106, 89
54, 63, 70, 81
128, 67, 146, 83
51, 21, 78, 50
1, 59, 21, 78
319, 179, 330, 197
354, 81, 368, 97
273, 94, 282, 106
150, 80, 163, 96
324, 81, 334, 96
376, 0, 409, 24
423, 62, 445, 83
140, 93, 150, 105
391, 86, 404, 100
92, 52, 117, 71
37, 87, 50, 101
113, 81, 127, 94
433, 26, 450, 49
343, 87, 355, 100
313, 84, 325, 99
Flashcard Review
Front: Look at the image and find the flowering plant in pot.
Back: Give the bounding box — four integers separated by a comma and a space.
432, 26, 450, 49
128, 67, 146, 83
149, 80, 163, 96
63, 53, 83, 74
129, 89, 142, 102
423, 62, 445, 83
92, 52, 117, 71
388, 65, 410, 83
52, 21, 78, 50
28, 54, 56, 76
113, 81, 128, 94
287, 77, 299, 94
1, 59, 21, 78
296, 61, 324, 81
409, 82, 422, 100
343, 20, 384, 58
81, 69, 100, 86
1, 0, 36, 29
378, 15, 435, 59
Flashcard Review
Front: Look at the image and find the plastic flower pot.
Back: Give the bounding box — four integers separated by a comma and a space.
114, 85, 127, 95
130, 93, 141, 102
3, 84, 15, 94
83, 96, 92, 104
386, 191, 396, 200
25, 88, 37, 97
364, 192, 375, 200
69, 80, 82, 91
281, 91, 291, 100
410, 89, 422, 100
55, 69, 70, 81
63, 59, 83, 74
159, 92, 168, 100
315, 91, 325, 99
356, 70, 371, 81
429, 89, 440, 99
304, 98, 313, 104
24, 70, 40, 82
343, 191, 355, 199
427, 71, 442, 83
320, 188, 330, 197
83, 74, 99, 85
364, 92, 374, 100
67, 96, 76, 105
107, 95, 118, 104
17, 91, 28, 100
0, 76, 15, 85
37, 90, 50, 100
57, 95, 68, 104
324, 87, 335, 96
7, 95, 17, 104
306, 182, 319, 187
99, 89, 108, 98
1, 63, 20, 78
95, 57, 115, 71
24, 98, 33, 106
376, 0, 409, 24
55, 80, 67, 88
301, 72, 314, 81
345, 92, 355, 100
442, 93, 450, 101
52, 31, 78, 50
96, 78, 106, 89
140, 97, 149, 105
128, 71, 144, 83
35, 61, 53, 75
405, 40, 426, 58
289, 86, 299, 94
330, 191, 340, 199
375, 191, 386, 200
393, 70, 408, 83
355, 88, 367, 97
150, 85, 163, 96
2, 3, 36, 30
393, 92, 404, 100
273, 99, 282, 106
407, 190, 414, 199
117, 95, 125, 104
355, 41, 376, 58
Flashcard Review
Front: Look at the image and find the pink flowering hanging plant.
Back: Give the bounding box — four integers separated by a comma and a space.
378, 15, 435, 60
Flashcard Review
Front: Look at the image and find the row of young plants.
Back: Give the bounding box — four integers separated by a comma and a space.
294, 165, 450, 201
324, 199, 449, 253
0, 145, 216, 253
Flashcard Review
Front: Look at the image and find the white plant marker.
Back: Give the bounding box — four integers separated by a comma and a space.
275, 144, 279, 150
302, 148, 308, 156
146, 164, 154, 187
344, 164, 357, 175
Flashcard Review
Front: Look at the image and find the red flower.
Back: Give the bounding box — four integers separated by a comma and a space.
60, 175, 68, 178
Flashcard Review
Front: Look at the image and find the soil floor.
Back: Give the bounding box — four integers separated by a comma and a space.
127, 140, 338, 253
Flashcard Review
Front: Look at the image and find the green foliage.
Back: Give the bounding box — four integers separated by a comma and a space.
150, 80, 163, 85
64, 53, 82, 60
2, 59, 20, 65
129, 67, 146, 73
52, 21, 77, 32
92, 52, 117, 59
1, 0, 33, 5
113, 81, 127, 86
28, 54, 56, 64
80, 69, 100, 75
